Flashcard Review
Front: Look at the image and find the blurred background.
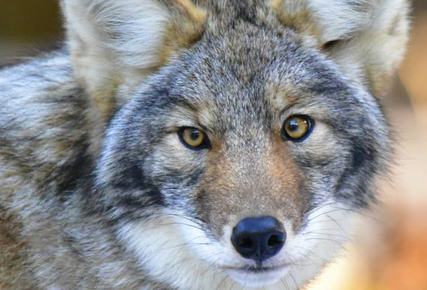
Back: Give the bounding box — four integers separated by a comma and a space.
0, 1, 426, 289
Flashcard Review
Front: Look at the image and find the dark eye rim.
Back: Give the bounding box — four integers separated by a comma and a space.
178, 127, 211, 151
282, 115, 315, 142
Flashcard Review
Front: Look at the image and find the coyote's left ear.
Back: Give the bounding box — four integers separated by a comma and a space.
272, 0, 410, 96
61, 0, 205, 119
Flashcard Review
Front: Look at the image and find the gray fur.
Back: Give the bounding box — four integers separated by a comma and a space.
0, 0, 408, 289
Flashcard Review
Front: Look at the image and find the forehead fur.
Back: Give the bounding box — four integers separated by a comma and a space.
164, 25, 350, 128
62, 0, 408, 155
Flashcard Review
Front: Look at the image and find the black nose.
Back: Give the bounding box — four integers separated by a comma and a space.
231, 216, 286, 262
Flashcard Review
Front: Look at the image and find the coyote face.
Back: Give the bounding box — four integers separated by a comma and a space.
99, 27, 391, 287
93, 2, 401, 287
0, 0, 409, 289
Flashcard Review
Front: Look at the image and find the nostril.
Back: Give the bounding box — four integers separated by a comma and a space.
239, 237, 255, 250
267, 233, 285, 249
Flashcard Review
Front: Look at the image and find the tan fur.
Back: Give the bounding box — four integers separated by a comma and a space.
271, 0, 320, 41
271, 0, 410, 96
0, 212, 32, 290
198, 137, 306, 237
159, 0, 206, 65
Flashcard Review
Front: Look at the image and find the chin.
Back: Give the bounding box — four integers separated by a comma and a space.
226, 265, 290, 288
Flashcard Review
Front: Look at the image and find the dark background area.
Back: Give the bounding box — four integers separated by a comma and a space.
0, 0, 62, 67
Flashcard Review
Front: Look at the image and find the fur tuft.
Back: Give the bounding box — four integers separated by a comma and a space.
61, 0, 206, 155
272, 0, 410, 96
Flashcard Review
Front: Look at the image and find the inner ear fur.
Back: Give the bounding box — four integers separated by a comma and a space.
61, 0, 205, 155
61, 0, 205, 116
271, 0, 410, 97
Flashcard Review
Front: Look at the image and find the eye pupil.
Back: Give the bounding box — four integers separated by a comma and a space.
190, 131, 200, 140
282, 115, 313, 142
179, 127, 210, 150
287, 120, 300, 132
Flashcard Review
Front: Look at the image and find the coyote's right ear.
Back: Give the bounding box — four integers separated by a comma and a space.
61, 0, 205, 119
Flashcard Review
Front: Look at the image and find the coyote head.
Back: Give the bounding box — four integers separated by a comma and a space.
62, 0, 409, 288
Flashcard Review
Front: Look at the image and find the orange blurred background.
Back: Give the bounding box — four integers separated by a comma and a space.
1, 1, 426, 289
311, 2, 427, 289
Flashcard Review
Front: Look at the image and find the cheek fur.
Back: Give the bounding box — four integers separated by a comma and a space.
288, 122, 345, 166
148, 134, 207, 176
143, 134, 208, 208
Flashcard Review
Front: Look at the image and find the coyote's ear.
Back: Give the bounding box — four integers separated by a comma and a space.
61, 0, 205, 118
272, 0, 410, 96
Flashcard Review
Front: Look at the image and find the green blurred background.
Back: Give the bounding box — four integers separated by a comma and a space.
0, 0, 62, 66
1, 1, 426, 289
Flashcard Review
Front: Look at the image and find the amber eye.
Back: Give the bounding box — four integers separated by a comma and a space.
282, 115, 314, 141
178, 127, 210, 150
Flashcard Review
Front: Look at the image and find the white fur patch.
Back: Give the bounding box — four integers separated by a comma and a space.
118, 209, 289, 289
282, 200, 359, 288
118, 209, 233, 290
63, 0, 171, 69
118, 200, 359, 290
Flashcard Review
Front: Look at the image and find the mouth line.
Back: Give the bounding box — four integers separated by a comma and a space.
225, 263, 291, 287
224, 264, 289, 273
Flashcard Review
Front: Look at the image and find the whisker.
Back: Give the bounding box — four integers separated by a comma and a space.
326, 214, 347, 235
290, 273, 299, 290
281, 278, 290, 290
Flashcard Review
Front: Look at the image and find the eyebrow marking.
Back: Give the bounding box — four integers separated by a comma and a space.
279, 102, 299, 117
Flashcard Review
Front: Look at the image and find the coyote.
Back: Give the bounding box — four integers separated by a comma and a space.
0, 0, 409, 289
